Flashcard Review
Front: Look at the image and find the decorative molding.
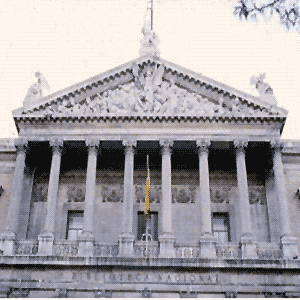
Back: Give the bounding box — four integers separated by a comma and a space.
85, 139, 100, 153
102, 185, 123, 203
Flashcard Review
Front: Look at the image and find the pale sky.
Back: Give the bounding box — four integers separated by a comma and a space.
1, 0, 300, 139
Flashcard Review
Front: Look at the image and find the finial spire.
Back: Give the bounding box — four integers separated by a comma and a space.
139, 0, 160, 57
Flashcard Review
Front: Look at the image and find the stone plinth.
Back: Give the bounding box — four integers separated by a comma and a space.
37, 233, 54, 256
118, 232, 135, 257
240, 233, 257, 259
159, 233, 175, 258
280, 235, 299, 259
0, 231, 16, 256
78, 232, 95, 257
199, 233, 217, 259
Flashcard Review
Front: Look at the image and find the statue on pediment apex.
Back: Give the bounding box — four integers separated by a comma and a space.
23, 72, 50, 107
250, 73, 277, 106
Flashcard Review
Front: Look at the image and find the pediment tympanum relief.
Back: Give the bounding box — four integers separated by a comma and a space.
14, 57, 287, 122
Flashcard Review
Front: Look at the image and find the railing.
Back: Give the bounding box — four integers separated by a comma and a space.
15, 240, 38, 255
256, 243, 282, 259
53, 240, 79, 257
94, 243, 119, 257
216, 243, 239, 259
174, 244, 201, 258
134, 241, 159, 258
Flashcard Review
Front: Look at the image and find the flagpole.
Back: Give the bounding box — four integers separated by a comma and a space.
151, 0, 153, 30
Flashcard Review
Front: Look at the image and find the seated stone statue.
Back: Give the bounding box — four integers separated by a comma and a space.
23, 72, 50, 108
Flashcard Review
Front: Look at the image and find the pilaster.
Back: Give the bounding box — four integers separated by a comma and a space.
271, 140, 298, 259
0, 138, 28, 256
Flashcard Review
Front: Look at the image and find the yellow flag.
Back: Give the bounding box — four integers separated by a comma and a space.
144, 154, 151, 215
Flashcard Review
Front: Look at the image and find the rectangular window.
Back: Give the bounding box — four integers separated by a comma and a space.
212, 212, 230, 243
66, 211, 83, 240
137, 211, 158, 241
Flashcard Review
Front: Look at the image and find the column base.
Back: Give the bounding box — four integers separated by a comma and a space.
240, 233, 257, 259
118, 232, 135, 257
199, 233, 217, 259
159, 233, 175, 258
78, 232, 95, 257
0, 231, 16, 256
38, 233, 54, 256
280, 235, 299, 259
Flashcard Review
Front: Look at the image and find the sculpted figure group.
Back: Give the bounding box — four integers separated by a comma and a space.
24, 65, 275, 118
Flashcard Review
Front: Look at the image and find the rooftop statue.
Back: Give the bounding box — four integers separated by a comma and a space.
139, 1, 160, 57
23, 72, 50, 107
250, 73, 277, 106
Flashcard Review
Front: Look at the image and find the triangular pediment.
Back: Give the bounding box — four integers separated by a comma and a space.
13, 55, 288, 121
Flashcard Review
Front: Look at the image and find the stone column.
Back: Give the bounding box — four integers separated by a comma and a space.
234, 140, 257, 259
159, 139, 175, 258
118, 139, 136, 257
271, 140, 298, 259
38, 140, 63, 256
0, 139, 27, 256
196, 140, 216, 258
78, 139, 100, 257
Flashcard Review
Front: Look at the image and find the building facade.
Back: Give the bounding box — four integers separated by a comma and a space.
0, 55, 300, 297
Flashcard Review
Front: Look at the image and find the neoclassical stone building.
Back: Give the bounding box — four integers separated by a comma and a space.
0, 52, 300, 297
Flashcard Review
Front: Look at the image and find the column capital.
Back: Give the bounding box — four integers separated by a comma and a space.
234, 139, 248, 153
14, 138, 28, 154
49, 139, 64, 155
196, 139, 211, 154
270, 139, 284, 153
159, 139, 173, 155
122, 139, 136, 155
86, 139, 100, 154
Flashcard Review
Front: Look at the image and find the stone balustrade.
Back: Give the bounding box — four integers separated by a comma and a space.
216, 243, 240, 259
94, 243, 119, 257
0, 239, 292, 260
53, 240, 79, 257
134, 241, 159, 258
15, 240, 38, 256
174, 243, 201, 259
256, 243, 283, 260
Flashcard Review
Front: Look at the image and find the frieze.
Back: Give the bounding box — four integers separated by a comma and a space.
67, 185, 85, 202
102, 185, 123, 203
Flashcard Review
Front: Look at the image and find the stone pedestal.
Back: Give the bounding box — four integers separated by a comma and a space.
38, 233, 54, 256
240, 233, 257, 259
159, 233, 175, 258
199, 233, 217, 259
118, 232, 135, 257
280, 235, 299, 259
0, 231, 16, 256
78, 232, 94, 257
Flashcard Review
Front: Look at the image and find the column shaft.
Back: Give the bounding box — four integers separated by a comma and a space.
43, 140, 63, 235
160, 140, 173, 235
234, 140, 252, 236
82, 141, 99, 235
6, 139, 28, 233
271, 141, 291, 236
197, 140, 212, 235
122, 140, 136, 234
